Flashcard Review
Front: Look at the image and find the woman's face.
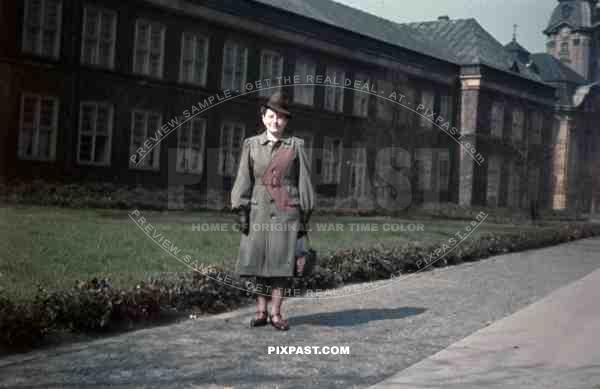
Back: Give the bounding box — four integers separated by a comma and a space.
262, 108, 289, 137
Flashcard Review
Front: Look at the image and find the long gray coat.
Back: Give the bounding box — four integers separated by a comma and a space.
231, 131, 315, 277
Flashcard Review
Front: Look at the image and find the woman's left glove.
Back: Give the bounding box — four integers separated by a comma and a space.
237, 205, 250, 235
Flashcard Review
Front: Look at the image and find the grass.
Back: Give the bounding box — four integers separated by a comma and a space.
0, 204, 547, 301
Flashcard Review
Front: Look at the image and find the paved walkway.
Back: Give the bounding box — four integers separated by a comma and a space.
0, 238, 599, 388
370, 260, 600, 388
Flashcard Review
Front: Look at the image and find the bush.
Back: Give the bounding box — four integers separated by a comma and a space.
1, 223, 598, 351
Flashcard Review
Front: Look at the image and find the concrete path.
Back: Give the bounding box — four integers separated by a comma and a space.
0, 238, 599, 388
370, 261, 600, 388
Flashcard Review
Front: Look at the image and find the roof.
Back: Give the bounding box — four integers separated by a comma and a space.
251, 0, 458, 63
505, 39, 531, 64
530, 53, 588, 84
252, 0, 544, 82
403, 18, 542, 81
544, 0, 596, 34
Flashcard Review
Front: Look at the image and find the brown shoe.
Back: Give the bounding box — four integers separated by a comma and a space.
269, 313, 290, 331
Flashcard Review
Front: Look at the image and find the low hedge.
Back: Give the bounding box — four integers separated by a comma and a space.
1, 222, 599, 351
1, 179, 588, 224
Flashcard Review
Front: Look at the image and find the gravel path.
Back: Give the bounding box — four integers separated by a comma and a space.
1, 237, 599, 389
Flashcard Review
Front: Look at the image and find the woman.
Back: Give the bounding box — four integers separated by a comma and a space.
231, 91, 315, 331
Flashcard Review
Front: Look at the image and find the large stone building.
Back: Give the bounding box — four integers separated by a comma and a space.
0, 0, 597, 213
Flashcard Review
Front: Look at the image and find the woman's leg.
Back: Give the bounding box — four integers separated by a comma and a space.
254, 277, 269, 319
269, 277, 289, 324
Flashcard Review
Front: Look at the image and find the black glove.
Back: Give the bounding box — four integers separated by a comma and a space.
297, 209, 311, 238
238, 205, 250, 235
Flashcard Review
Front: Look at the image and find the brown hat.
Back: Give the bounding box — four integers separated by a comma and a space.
262, 91, 291, 117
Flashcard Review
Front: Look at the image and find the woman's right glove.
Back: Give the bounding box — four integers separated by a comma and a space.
237, 205, 250, 235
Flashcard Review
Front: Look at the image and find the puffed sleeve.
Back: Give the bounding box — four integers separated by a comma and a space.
230, 139, 253, 209
296, 138, 315, 213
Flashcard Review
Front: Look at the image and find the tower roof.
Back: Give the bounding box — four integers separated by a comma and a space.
544, 0, 597, 34
505, 39, 531, 64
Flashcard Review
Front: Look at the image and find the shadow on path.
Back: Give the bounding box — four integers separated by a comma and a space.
290, 307, 426, 327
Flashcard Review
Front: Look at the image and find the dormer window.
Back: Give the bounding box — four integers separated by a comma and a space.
561, 4, 573, 19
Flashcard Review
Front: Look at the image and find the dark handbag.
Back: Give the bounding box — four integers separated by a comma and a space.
237, 205, 250, 235
294, 234, 317, 277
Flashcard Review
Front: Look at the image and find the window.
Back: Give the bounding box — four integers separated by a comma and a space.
322, 136, 342, 183
491, 102, 504, 137
530, 111, 543, 145
419, 90, 434, 129
512, 108, 524, 141
487, 155, 501, 207
402, 86, 416, 125
129, 110, 161, 169
559, 41, 569, 60
179, 32, 208, 85
438, 151, 450, 191
294, 58, 316, 105
324, 66, 344, 112
414, 149, 432, 190
18, 94, 59, 160
297, 133, 314, 163
259, 50, 283, 97
353, 73, 370, 117
81, 6, 116, 68
573, 38, 580, 46
221, 41, 247, 93
376, 79, 393, 122
22, 0, 62, 58
218, 121, 245, 176
133, 19, 165, 78
439, 95, 452, 125
177, 117, 206, 174
508, 160, 521, 207
350, 142, 368, 198
78, 102, 113, 165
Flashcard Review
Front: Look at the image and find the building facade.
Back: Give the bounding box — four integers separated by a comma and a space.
0, 0, 597, 213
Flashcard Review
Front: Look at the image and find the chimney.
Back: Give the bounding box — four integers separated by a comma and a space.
438, 15, 450, 21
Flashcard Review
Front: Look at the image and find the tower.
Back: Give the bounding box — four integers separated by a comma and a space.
544, 0, 600, 81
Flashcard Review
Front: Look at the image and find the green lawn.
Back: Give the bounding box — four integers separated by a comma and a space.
0, 205, 542, 301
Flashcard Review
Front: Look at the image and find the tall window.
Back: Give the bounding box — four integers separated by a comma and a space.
491, 102, 504, 138
414, 148, 432, 190
22, 0, 62, 58
530, 111, 543, 145
487, 155, 501, 207
179, 32, 208, 85
81, 6, 116, 68
218, 121, 245, 176
259, 50, 283, 97
559, 41, 570, 61
512, 108, 524, 141
177, 117, 206, 174
322, 136, 342, 183
353, 73, 370, 117
221, 41, 247, 93
324, 66, 344, 112
508, 160, 521, 207
78, 102, 113, 165
350, 142, 368, 197
419, 90, 434, 129
133, 19, 165, 78
438, 150, 450, 191
376, 79, 393, 122
296, 133, 314, 163
129, 110, 161, 169
294, 58, 316, 106
18, 94, 59, 160
439, 95, 452, 125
